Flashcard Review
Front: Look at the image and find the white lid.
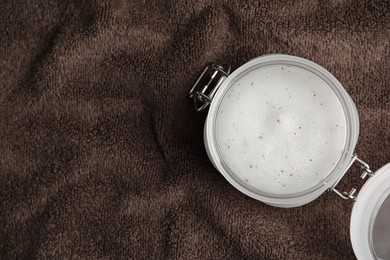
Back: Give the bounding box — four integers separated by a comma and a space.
351, 163, 390, 260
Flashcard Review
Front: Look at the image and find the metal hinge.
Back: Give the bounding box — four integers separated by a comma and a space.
330, 155, 374, 201
189, 63, 231, 111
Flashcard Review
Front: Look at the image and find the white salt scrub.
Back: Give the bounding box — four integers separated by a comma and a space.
216, 64, 347, 195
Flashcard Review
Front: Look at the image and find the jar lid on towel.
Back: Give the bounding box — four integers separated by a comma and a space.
351, 163, 390, 260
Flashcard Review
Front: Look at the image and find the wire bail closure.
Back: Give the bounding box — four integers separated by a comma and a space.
330, 155, 374, 201
189, 63, 231, 111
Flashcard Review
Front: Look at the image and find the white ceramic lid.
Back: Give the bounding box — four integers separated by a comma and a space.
351, 163, 390, 260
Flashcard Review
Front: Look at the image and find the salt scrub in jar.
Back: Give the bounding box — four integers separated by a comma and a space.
196, 54, 361, 207
216, 64, 347, 195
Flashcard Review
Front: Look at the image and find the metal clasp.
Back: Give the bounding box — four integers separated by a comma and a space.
330, 155, 374, 201
189, 63, 231, 111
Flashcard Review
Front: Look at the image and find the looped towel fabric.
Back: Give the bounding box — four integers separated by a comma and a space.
0, 1, 389, 259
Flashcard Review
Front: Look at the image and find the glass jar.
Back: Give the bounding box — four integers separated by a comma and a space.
189, 54, 390, 260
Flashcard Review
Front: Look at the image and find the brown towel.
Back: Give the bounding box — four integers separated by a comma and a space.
0, 0, 389, 259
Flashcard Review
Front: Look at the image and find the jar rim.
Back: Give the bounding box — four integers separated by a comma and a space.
204, 54, 360, 207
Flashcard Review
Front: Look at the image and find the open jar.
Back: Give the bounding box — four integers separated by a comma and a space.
189, 54, 390, 259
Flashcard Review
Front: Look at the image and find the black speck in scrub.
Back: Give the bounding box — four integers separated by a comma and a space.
261, 155, 265, 160
289, 174, 293, 176
310, 159, 312, 162
285, 156, 288, 158
299, 126, 302, 129
251, 82, 254, 86
249, 165, 253, 168
336, 124, 339, 127
221, 110, 223, 113
280, 170, 284, 173
320, 103, 323, 106
245, 179, 248, 182
277, 119, 280, 123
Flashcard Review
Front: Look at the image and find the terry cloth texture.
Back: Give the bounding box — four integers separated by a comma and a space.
0, 0, 389, 259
